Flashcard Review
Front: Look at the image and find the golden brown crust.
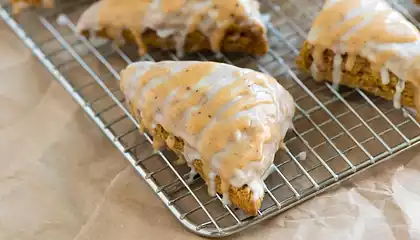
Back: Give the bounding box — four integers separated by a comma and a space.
81, 24, 269, 56
127, 100, 262, 216
296, 41, 415, 107
153, 124, 262, 216
192, 160, 262, 216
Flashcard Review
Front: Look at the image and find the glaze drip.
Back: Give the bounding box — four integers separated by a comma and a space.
332, 54, 343, 89
308, 0, 420, 113
120, 61, 295, 203
380, 67, 390, 85
393, 79, 406, 109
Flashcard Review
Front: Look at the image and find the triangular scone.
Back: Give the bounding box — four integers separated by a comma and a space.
76, 0, 269, 56
10, 0, 53, 14
296, 0, 420, 115
120, 61, 295, 215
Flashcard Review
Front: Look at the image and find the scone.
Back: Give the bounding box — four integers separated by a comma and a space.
296, 0, 420, 115
120, 61, 295, 215
76, 0, 269, 57
10, 0, 53, 14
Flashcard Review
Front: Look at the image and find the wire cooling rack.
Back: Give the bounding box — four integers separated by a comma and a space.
2, 0, 420, 237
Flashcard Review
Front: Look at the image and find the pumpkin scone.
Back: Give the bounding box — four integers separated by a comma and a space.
119, 61, 295, 215
296, 0, 420, 115
76, 0, 269, 57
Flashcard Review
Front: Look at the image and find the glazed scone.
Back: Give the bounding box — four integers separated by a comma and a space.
120, 61, 295, 215
10, 0, 53, 14
297, 42, 416, 108
296, 0, 420, 115
76, 0, 269, 57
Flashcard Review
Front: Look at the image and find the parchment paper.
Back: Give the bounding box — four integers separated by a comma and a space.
2, 15, 420, 240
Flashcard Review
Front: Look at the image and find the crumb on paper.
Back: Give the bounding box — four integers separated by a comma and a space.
56, 14, 68, 25
273, 5, 281, 11
297, 151, 307, 161
214, 52, 223, 59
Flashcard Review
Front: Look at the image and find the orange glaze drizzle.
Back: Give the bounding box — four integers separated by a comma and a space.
310, 0, 420, 114
96, 0, 247, 55
141, 63, 215, 132
186, 78, 250, 134
126, 62, 276, 197
167, 86, 211, 122
160, 0, 186, 13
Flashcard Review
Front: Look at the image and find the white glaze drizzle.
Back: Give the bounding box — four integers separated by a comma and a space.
380, 67, 390, 85
310, 61, 322, 82
208, 171, 217, 197
187, 167, 197, 184
222, 192, 231, 205
261, 164, 276, 180
332, 54, 343, 89
249, 179, 265, 201
393, 79, 406, 109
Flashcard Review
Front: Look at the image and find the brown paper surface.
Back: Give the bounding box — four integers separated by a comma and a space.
2, 16, 420, 240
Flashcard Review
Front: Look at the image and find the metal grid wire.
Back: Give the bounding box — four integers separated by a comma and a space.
2, 0, 420, 237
